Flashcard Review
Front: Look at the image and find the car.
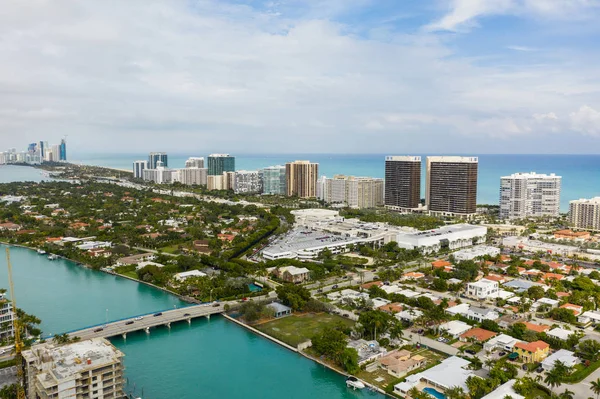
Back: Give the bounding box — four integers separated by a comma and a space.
134, 316, 143, 321
465, 349, 476, 355
153, 312, 163, 317
212, 303, 220, 307
317, 289, 323, 293
183, 313, 191, 317
522, 365, 528, 371
93, 328, 104, 333
499, 351, 506, 356
536, 367, 543, 373
342, 276, 348, 279
343, 313, 349, 317
125, 321, 134, 325
332, 284, 339, 289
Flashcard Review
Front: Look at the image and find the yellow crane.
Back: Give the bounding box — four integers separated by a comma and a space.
5, 248, 26, 399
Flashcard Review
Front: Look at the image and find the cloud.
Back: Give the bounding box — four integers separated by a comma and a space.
507, 45, 537, 52
570, 105, 600, 136
0, 0, 598, 154
426, 0, 600, 32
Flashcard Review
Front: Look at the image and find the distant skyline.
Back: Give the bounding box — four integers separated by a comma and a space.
1, 1, 599, 153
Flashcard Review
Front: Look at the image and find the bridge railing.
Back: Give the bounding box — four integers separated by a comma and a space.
46, 302, 212, 339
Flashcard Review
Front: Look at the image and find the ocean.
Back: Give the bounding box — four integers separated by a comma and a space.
73, 153, 600, 212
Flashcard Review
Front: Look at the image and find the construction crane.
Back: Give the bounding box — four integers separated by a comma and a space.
5, 248, 26, 399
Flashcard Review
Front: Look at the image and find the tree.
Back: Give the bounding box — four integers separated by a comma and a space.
549, 308, 577, 324
527, 286, 545, 300
276, 284, 311, 311
544, 361, 568, 390
388, 323, 404, 341
339, 347, 360, 374
358, 310, 393, 340
578, 340, 600, 361
445, 387, 465, 399
238, 301, 274, 323
559, 389, 575, 399
590, 378, 600, 399
481, 319, 501, 333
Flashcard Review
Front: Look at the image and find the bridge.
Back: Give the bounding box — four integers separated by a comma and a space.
67, 303, 227, 341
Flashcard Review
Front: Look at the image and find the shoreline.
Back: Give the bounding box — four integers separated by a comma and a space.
222, 313, 391, 398
0, 241, 195, 304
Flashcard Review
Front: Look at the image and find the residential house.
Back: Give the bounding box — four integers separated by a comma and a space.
0, 222, 21, 231
136, 261, 165, 270
484, 334, 523, 352
578, 310, 600, 325
547, 327, 575, 341
467, 307, 500, 323
541, 349, 578, 371
523, 322, 550, 334
460, 328, 497, 343
446, 303, 470, 317
379, 303, 403, 314
394, 356, 473, 396
174, 270, 207, 282
402, 272, 425, 280
481, 380, 524, 399
514, 341, 550, 363
272, 266, 311, 283
379, 350, 426, 378
267, 302, 292, 318
559, 303, 583, 316
439, 320, 472, 339
347, 340, 387, 365
532, 298, 559, 311
396, 309, 423, 323
466, 278, 499, 300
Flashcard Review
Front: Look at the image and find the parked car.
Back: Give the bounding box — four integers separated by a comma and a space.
343, 313, 349, 318
499, 351, 506, 356
183, 313, 191, 317
465, 349, 476, 355
332, 285, 339, 289
212, 303, 220, 307
153, 312, 163, 317
317, 289, 323, 293
93, 328, 104, 333
125, 321, 134, 325
134, 316, 143, 321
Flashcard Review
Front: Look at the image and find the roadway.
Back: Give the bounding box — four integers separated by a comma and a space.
70, 303, 227, 341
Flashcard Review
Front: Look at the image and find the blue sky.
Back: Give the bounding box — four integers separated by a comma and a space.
0, 0, 599, 154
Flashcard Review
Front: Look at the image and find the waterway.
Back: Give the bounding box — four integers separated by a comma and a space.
0, 165, 49, 184
0, 245, 386, 399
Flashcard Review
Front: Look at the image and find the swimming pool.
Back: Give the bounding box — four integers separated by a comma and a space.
248, 283, 263, 292
423, 387, 447, 399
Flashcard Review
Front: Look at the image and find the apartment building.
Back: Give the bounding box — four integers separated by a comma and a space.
286, 160, 319, 198
426, 156, 478, 216
384, 156, 421, 211
148, 152, 168, 169
207, 154, 235, 176
260, 165, 286, 195
132, 160, 148, 179
174, 167, 208, 186
234, 170, 262, 194
466, 278, 499, 300
317, 175, 384, 209
22, 338, 124, 399
499, 172, 561, 219
569, 197, 600, 231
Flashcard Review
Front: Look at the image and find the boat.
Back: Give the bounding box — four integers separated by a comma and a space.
346, 376, 365, 390
37, 249, 46, 255
48, 254, 58, 260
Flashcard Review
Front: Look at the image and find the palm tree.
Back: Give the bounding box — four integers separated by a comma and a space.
544, 367, 564, 392
445, 386, 465, 399
389, 323, 404, 341
559, 389, 575, 399
484, 358, 495, 371
407, 387, 420, 399
591, 378, 600, 399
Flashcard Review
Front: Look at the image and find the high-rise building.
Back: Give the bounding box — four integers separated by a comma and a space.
23, 338, 124, 399
37, 141, 46, 158
426, 156, 478, 216
142, 162, 173, 184
0, 292, 14, 339
260, 165, 286, 195
500, 172, 561, 219
207, 154, 235, 176
384, 156, 421, 210
207, 171, 236, 191
185, 157, 205, 169
174, 167, 208, 185
59, 138, 67, 161
569, 198, 600, 231
286, 160, 319, 198
234, 170, 262, 194
148, 152, 168, 169
317, 175, 383, 209
133, 160, 148, 179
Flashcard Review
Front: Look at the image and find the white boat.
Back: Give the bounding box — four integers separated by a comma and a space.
48, 254, 58, 260
37, 249, 46, 255
346, 377, 365, 390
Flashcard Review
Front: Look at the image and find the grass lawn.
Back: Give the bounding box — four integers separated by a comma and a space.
119, 270, 138, 279
160, 245, 180, 254
256, 313, 354, 347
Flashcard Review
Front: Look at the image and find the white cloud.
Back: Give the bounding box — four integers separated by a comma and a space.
570, 105, 600, 136
426, 0, 600, 32
0, 0, 598, 154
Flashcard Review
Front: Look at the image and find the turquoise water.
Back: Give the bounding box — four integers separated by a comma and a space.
0, 244, 185, 335
0, 165, 49, 183
76, 153, 600, 211
0, 245, 384, 399
248, 283, 263, 292
423, 387, 446, 399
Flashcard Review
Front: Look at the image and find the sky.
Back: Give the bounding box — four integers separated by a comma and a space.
1, 0, 600, 155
